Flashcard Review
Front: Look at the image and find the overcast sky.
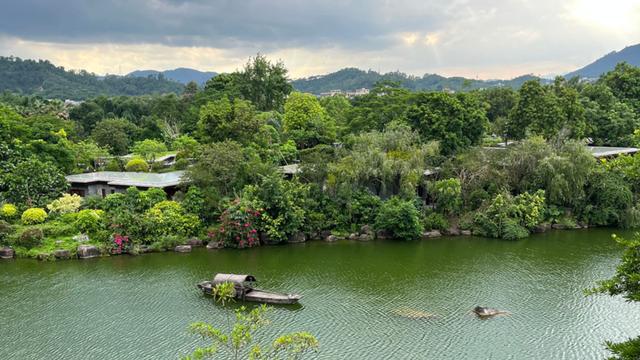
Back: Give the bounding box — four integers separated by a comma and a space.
0, 0, 639, 79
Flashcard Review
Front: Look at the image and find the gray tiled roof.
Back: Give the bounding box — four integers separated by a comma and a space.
587, 146, 640, 158
66, 171, 185, 188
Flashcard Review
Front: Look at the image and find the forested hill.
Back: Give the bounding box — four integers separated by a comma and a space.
566, 43, 640, 79
127, 68, 217, 85
0, 56, 184, 99
291, 68, 541, 94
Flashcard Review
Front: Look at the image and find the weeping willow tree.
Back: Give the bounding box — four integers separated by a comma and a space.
326, 122, 439, 199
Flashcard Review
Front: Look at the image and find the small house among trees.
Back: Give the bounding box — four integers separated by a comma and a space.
65, 171, 185, 198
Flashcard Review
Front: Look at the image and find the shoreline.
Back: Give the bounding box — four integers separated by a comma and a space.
0, 224, 602, 263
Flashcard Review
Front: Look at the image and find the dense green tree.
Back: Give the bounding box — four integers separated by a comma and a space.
236, 54, 293, 112
91, 118, 140, 155
552, 77, 586, 139
242, 174, 309, 243
185, 140, 256, 208
203, 72, 242, 101
581, 83, 639, 146
197, 97, 262, 144
601, 62, 640, 113
406, 92, 487, 155
348, 82, 411, 133
172, 135, 200, 159
479, 87, 518, 123
320, 95, 353, 137
69, 101, 105, 134
283, 92, 337, 149
508, 80, 563, 140
131, 139, 168, 163
2, 158, 68, 207
374, 197, 423, 241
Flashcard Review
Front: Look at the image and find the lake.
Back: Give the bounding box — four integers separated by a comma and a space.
1, 228, 638, 359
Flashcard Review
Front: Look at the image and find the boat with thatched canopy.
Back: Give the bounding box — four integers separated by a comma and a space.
197, 273, 302, 305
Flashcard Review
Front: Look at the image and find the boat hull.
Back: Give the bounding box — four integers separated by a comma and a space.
197, 281, 301, 305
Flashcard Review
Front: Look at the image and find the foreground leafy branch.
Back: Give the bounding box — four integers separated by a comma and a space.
182, 283, 318, 360
589, 234, 640, 360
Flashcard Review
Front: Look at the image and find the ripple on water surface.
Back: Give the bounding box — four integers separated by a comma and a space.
0, 229, 639, 359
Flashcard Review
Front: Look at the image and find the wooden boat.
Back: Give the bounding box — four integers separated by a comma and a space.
197, 273, 302, 305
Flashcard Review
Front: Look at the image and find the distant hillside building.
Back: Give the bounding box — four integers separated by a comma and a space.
66, 171, 185, 198
319, 88, 370, 98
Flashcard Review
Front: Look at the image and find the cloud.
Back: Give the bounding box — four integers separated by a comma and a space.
0, 0, 638, 78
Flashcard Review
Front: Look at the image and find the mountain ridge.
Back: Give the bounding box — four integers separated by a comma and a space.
565, 43, 640, 79
0, 56, 184, 99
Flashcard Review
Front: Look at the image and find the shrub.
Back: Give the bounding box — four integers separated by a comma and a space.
125, 158, 149, 172
582, 170, 633, 227
423, 212, 449, 231
144, 201, 201, 239
240, 175, 308, 243
21, 208, 48, 225
472, 190, 545, 240
74, 209, 105, 234
109, 234, 131, 255
211, 199, 260, 248
622, 205, 640, 229
374, 197, 423, 241
104, 159, 123, 171
429, 178, 462, 215
0, 220, 13, 243
182, 186, 206, 219
174, 158, 190, 170
81, 195, 104, 210
501, 218, 529, 241
16, 228, 44, 248
345, 190, 382, 230
46, 194, 82, 215
37, 221, 77, 237
150, 235, 184, 251
0, 203, 18, 219
140, 188, 167, 209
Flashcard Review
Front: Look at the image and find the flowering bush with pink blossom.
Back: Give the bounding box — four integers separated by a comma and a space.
209, 199, 261, 249
109, 234, 131, 254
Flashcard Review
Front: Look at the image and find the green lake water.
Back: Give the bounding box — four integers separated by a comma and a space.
1, 229, 639, 359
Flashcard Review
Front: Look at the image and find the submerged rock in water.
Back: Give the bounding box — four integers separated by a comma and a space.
186, 238, 203, 247
77, 245, 100, 259
174, 245, 192, 253
0, 247, 14, 259
392, 306, 436, 319
473, 306, 509, 317
358, 233, 374, 241
288, 232, 307, 243
421, 230, 442, 239
206, 241, 223, 250
446, 227, 461, 236
54, 249, 71, 259
360, 225, 374, 235
324, 235, 338, 242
